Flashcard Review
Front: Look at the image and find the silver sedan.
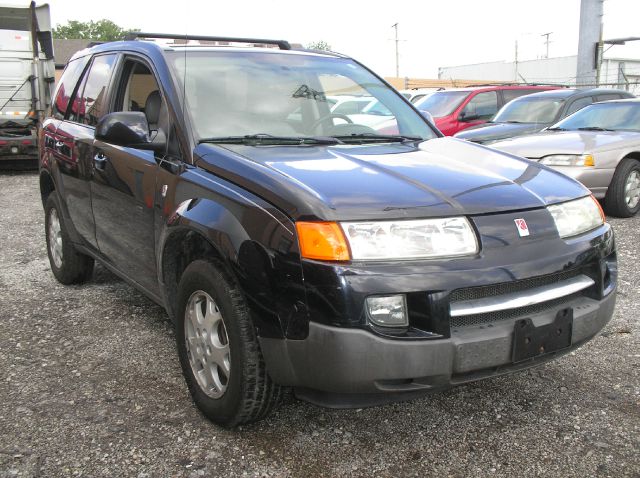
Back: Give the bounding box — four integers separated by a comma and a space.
491, 98, 640, 217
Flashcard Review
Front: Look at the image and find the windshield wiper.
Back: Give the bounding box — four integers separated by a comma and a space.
332, 133, 423, 144
577, 126, 613, 132
504, 120, 524, 124
199, 134, 342, 145
546, 127, 567, 131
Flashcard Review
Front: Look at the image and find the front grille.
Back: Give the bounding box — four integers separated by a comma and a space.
449, 268, 582, 303
450, 292, 583, 329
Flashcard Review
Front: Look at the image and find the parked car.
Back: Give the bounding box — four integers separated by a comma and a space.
41, 34, 617, 427
413, 85, 560, 136
454, 88, 634, 144
492, 98, 640, 217
399, 88, 442, 103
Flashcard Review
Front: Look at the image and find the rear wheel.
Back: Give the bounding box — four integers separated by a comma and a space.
176, 259, 282, 427
45, 193, 94, 284
604, 158, 640, 217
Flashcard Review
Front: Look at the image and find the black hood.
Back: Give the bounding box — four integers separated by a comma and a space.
194, 137, 589, 221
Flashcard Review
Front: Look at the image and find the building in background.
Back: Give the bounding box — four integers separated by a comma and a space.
438, 55, 640, 95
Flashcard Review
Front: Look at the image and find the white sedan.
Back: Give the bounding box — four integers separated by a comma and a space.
491, 98, 640, 217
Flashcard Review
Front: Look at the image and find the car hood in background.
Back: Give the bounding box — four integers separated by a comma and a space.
491, 130, 640, 158
454, 122, 548, 144
195, 137, 588, 221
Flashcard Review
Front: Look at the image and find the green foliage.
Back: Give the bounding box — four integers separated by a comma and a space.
52, 19, 138, 41
306, 40, 332, 51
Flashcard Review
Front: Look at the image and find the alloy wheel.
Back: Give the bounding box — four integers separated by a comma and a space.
184, 290, 230, 399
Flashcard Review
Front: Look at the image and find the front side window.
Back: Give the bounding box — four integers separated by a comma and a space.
462, 91, 498, 121
552, 102, 640, 132
168, 50, 435, 142
69, 54, 117, 126
493, 97, 565, 124
565, 97, 593, 116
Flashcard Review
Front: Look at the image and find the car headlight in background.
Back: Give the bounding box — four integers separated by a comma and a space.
539, 154, 595, 166
547, 196, 604, 238
341, 217, 478, 260
296, 217, 479, 261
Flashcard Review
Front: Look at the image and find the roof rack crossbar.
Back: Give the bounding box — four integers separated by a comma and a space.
124, 32, 291, 50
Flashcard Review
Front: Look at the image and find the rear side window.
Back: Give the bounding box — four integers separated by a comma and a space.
51, 57, 89, 120
596, 94, 623, 102
69, 54, 117, 126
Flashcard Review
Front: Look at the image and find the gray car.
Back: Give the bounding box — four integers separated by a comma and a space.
491, 98, 640, 217
455, 89, 634, 144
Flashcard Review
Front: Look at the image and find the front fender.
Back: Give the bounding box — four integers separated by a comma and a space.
158, 194, 308, 340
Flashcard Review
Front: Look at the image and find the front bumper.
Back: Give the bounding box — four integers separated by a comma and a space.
546, 166, 615, 199
260, 289, 615, 406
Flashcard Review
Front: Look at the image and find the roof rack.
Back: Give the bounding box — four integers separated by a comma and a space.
124, 32, 291, 50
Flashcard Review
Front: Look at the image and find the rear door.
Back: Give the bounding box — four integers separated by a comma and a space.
51, 54, 116, 251
89, 56, 164, 295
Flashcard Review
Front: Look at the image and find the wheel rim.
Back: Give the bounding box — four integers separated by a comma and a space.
184, 290, 230, 399
48, 208, 63, 268
625, 169, 640, 209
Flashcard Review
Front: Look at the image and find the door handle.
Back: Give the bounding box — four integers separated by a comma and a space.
94, 152, 108, 170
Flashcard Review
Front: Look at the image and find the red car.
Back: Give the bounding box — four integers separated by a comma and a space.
413, 85, 559, 136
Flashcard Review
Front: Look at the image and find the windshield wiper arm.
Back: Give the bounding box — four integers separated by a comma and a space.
577, 126, 613, 132
546, 127, 567, 131
199, 134, 343, 145
332, 133, 423, 143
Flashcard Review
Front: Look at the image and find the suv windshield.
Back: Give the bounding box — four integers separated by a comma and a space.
493, 97, 564, 124
167, 50, 435, 142
551, 102, 640, 132
412, 91, 469, 117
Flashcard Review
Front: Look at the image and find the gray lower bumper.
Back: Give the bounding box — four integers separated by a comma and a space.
260, 291, 615, 403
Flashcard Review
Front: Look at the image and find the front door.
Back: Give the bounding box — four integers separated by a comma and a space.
90, 57, 166, 295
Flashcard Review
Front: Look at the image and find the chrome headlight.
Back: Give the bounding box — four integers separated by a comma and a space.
547, 196, 604, 238
540, 154, 594, 166
340, 217, 478, 260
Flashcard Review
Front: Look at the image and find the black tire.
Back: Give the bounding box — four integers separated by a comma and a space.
176, 259, 282, 427
44, 193, 94, 284
604, 158, 640, 218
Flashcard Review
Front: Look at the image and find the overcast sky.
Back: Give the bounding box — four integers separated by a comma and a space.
32, 0, 640, 78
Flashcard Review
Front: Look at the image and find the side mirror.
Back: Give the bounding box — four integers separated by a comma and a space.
95, 112, 162, 151
419, 110, 434, 124
459, 110, 479, 122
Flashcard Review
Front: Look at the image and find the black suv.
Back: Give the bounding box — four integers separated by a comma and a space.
40, 34, 617, 427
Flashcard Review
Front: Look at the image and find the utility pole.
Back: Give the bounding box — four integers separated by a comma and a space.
541, 32, 552, 59
392, 23, 399, 78
576, 0, 602, 86
514, 40, 519, 82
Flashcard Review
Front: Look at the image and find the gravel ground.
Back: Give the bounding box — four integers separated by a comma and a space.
0, 171, 638, 478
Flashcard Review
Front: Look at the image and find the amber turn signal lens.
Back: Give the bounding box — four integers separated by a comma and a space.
296, 221, 350, 261
591, 195, 605, 222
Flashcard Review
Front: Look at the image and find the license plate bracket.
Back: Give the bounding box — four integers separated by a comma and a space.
512, 308, 573, 363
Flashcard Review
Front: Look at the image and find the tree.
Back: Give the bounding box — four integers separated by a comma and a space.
306, 40, 332, 51
52, 19, 137, 41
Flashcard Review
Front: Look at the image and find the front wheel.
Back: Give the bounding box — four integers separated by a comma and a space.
604, 158, 640, 217
175, 260, 282, 427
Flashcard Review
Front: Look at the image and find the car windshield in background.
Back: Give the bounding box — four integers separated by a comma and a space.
551, 102, 640, 132
493, 97, 564, 124
412, 91, 469, 117
167, 50, 435, 143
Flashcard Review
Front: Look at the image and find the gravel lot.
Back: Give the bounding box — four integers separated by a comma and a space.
1, 171, 638, 478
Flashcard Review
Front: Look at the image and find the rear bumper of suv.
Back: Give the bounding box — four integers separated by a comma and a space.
260, 289, 615, 407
